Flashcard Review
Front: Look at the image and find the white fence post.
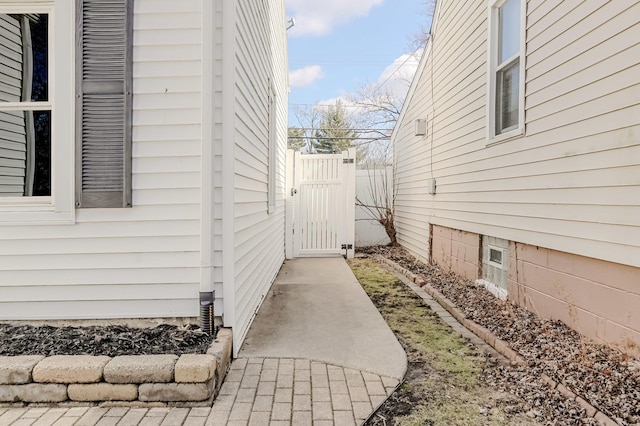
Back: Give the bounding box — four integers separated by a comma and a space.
285, 149, 295, 259
344, 148, 356, 258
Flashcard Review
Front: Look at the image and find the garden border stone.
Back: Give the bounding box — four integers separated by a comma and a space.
0, 327, 232, 407
0, 356, 44, 385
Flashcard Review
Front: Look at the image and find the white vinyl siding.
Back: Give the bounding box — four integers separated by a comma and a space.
0, 0, 203, 320
230, 0, 287, 350
394, 0, 640, 269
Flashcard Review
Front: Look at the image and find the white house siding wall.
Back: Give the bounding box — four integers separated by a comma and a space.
0, 0, 203, 320
393, 52, 433, 263
230, 0, 287, 349
394, 0, 640, 352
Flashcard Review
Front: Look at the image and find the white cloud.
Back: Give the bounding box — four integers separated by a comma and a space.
289, 65, 325, 88
315, 52, 422, 109
376, 53, 422, 101
287, 0, 384, 36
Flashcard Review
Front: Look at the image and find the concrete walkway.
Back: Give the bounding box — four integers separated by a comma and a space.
239, 258, 407, 380
0, 258, 407, 425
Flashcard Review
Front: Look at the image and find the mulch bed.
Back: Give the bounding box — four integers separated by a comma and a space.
360, 246, 640, 426
0, 324, 213, 357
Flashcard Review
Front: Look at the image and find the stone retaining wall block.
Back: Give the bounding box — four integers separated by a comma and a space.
207, 328, 232, 392
138, 380, 214, 402
0, 356, 44, 385
0, 383, 67, 403
32, 355, 110, 384
68, 383, 138, 402
104, 355, 178, 384
175, 355, 216, 383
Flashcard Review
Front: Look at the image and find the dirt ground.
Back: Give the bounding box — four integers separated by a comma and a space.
350, 249, 638, 426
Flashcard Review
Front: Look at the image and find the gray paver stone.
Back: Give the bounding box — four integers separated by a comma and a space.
292, 394, 311, 411
138, 417, 164, 426
183, 416, 207, 426
291, 411, 311, 426
334, 410, 356, 426
67, 383, 138, 401
252, 395, 273, 412
352, 401, 372, 420
94, 417, 119, 426
332, 393, 352, 411
138, 380, 214, 402
248, 411, 270, 426
271, 402, 291, 421
21, 407, 49, 418
32, 356, 110, 384
32, 408, 66, 425
189, 407, 212, 417
0, 356, 44, 385
0, 383, 67, 403
0, 409, 26, 425
104, 355, 178, 384
228, 402, 252, 421
175, 355, 216, 383
116, 408, 148, 426
364, 380, 386, 396
159, 407, 189, 425
312, 401, 332, 420
381, 376, 399, 388
52, 417, 82, 426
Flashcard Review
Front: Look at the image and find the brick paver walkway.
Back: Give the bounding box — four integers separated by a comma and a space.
0, 358, 398, 426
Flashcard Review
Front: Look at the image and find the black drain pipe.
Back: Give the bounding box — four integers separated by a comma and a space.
199, 291, 215, 335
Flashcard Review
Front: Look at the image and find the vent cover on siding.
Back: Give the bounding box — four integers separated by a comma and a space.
76, 0, 132, 208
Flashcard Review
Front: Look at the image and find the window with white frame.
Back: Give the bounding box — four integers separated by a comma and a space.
488, 0, 525, 141
0, 1, 75, 224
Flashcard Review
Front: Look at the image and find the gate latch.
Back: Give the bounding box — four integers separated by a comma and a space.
343, 158, 354, 164
341, 244, 353, 250
291, 188, 297, 196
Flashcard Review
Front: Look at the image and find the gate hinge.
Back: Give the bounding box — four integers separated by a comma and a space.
343, 158, 354, 164
341, 244, 353, 250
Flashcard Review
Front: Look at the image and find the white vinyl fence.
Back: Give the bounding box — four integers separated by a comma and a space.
355, 167, 392, 247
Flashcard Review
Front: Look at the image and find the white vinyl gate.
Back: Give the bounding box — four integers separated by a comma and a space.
285, 149, 356, 258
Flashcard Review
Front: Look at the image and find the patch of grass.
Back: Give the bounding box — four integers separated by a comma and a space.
349, 258, 540, 426
350, 258, 481, 387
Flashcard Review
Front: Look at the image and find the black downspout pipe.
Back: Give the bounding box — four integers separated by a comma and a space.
199, 291, 215, 335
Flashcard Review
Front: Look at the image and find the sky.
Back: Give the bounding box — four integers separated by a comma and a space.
285, 0, 433, 128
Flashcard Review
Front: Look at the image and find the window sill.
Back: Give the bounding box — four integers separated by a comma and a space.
0, 199, 75, 225
486, 126, 524, 147
476, 279, 508, 301
486, 128, 524, 147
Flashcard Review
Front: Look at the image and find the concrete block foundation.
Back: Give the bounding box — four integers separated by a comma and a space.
429, 225, 640, 357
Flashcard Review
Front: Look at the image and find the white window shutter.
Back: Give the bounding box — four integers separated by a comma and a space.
76, 0, 132, 208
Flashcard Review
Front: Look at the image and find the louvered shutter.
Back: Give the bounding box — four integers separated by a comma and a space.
76, 0, 132, 208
